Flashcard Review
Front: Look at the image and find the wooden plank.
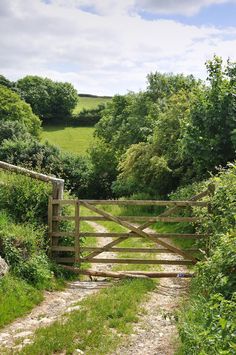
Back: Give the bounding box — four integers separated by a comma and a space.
78, 269, 194, 278
60, 266, 148, 279
48, 196, 53, 255
80, 232, 206, 238
85, 258, 194, 265
56, 257, 194, 265
0, 160, 64, 185
79, 200, 208, 207
80, 201, 197, 262
51, 246, 75, 252
82, 247, 200, 253
136, 187, 210, 231
83, 236, 127, 260
75, 200, 80, 262
79, 216, 200, 222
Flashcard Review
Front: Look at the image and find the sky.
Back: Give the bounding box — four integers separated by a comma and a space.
1, 0, 236, 95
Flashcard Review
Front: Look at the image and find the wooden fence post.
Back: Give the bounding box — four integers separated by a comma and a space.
75, 199, 80, 264
51, 181, 64, 248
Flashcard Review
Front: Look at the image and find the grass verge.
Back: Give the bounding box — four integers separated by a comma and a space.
20, 279, 155, 355
0, 275, 43, 329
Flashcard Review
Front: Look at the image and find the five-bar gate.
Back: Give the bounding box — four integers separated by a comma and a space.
48, 186, 212, 278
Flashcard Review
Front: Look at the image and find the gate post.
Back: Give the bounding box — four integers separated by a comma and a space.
50, 181, 64, 253
75, 199, 80, 264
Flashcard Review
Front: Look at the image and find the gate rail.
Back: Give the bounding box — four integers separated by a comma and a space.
48, 185, 213, 278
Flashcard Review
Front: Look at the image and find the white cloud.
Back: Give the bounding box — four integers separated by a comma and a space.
135, 0, 236, 16
0, 0, 236, 95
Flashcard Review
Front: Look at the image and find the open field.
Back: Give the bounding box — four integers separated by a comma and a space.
42, 125, 95, 155
74, 95, 112, 114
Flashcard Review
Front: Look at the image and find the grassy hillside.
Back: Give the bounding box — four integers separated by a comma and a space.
42, 125, 95, 155
73, 95, 112, 114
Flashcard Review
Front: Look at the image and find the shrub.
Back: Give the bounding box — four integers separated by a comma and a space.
177, 163, 236, 354
0, 120, 31, 144
178, 292, 236, 355
0, 211, 54, 288
0, 138, 61, 174
71, 104, 105, 126
17, 76, 78, 122
0, 85, 41, 137
0, 173, 51, 224
14, 253, 53, 289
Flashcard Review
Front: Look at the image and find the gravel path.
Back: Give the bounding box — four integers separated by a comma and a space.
112, 226, 190, 355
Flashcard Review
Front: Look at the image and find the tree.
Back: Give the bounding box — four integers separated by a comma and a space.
17, 76, 78, 122
147, 72, 198, 101
181, 56, 236, 179
0, 75, 14, 89
95, 92, 154, 153
0, 120, 30, 145
0, 85, 41, 138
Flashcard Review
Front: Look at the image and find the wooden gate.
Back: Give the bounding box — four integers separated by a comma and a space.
48, 186, 212, 278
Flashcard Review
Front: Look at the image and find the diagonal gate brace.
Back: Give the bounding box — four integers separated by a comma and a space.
80, 201, 197, 263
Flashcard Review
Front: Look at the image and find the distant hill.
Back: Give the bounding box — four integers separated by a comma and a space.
78, 93, 113, 99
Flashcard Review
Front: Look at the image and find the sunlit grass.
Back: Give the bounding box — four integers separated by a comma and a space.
41, 125, 95, 155
73, 96, 112, 114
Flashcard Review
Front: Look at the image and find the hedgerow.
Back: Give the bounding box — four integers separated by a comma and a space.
174, 163, 236, 354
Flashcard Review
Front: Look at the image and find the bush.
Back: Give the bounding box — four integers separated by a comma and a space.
178, 293, 236, 354
14, 253, 53, 289
0, 85, 41, 137
71, 104, 105, 126
0, 120, 31, 144
0, 211, 54, 288
17, 76, 78, 122
177, 163, 236, 354
0, 173, 51, 224
0, 138, 61, 174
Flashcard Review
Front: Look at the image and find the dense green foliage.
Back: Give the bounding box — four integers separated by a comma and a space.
173, 164, 236, 354
0, 85, 41, 138
17, 76, 78, 122
2, 56, 235, 200
0, 173, 51, 224
91, 56, 236, 198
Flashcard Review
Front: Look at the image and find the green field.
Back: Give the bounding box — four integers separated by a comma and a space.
42, 126, 95, 155
74, 96, 112, 114
42, 96, 111, 155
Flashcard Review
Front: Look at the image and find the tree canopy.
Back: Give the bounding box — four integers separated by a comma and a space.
17, 76, 78, 122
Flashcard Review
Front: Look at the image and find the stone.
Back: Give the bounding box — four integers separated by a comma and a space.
74, 349, 84, 354
0, 256, 9, 277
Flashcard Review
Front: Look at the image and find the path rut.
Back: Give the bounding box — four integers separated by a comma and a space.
113, 226, 190, 355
